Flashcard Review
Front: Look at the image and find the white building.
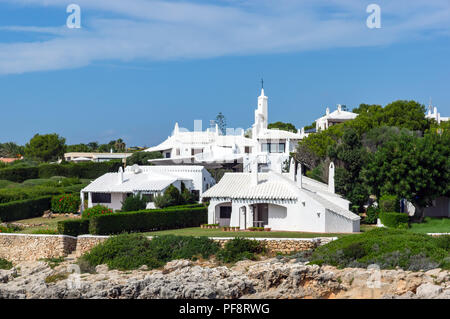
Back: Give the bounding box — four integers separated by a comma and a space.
315, 105, 358, 131
202, 159, 360, 233
425, 105, 449, 124
80, 165, 215, 212
144, 88, 303, 173
64, 152, 132, 163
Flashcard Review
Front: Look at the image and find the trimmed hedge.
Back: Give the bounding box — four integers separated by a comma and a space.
379, 211, 409, 229
0, 196, 52, 222
57, 219, 90, 237
0, 161, 122, 183
0, 166, 38, 183
89, 206, 207, 235
379, 194, 400, 212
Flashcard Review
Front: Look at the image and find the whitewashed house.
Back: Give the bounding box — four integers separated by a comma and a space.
425, 105, 449, 124
315, 105, 358, 131
202, 159, 360, 233
144, 87, 303, 173
80, 165, 215, 212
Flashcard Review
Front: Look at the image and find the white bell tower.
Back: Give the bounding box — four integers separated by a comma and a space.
252, 79, 268, 138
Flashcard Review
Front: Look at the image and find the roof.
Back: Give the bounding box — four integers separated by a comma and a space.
64, 152, 132, 159
318, 109, 358, 121
201, 172, 299, 200
256, 129, 302, 140
81, 165, 204, 193
203, 171, 359, 221
0, 158, 20, 163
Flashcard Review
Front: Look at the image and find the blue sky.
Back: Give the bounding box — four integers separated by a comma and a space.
0, 0, 449, 147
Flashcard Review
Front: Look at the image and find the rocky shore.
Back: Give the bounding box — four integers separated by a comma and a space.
0, 257, 449, 299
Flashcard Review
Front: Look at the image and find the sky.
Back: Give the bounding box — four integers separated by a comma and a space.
0, 0, 449, 147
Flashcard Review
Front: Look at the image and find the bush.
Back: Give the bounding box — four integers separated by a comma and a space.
57, 219, 90, 236
379, 212, 409, 228
0, 166, 38, 183
88, 206, 207, 235
379, 194, 400, 212
51, 194, 81, 214
121, 194, 148, 212
216, 237, 265, 263
31, 228, 59, 235
364, 206, 379, 224
0, 196, 52, 222
82, 205, 113, 219
80, 233, 219, 271
0, 258, 13, 270
310, 228, 450, 271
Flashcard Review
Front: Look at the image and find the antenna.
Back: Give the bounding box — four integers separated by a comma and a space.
428, 97, 433, 112
261, 78, 264, 89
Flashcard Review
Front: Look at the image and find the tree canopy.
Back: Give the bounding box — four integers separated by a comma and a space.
24, 133, 66, 162
268, 121, 297, 132
126, 151, 163, 165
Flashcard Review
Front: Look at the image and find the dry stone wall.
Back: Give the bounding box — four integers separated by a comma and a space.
0, 234, 336, 262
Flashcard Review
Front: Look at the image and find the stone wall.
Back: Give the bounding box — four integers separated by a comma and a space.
0, 233, 77, 262
0, 233, 336, 262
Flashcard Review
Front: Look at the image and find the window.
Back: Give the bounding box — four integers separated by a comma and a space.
261, 143, 286, 153
219, 206, 232, 219
91, 193, 111, 203
165, 152, 171, 158
245, 146, 251, 154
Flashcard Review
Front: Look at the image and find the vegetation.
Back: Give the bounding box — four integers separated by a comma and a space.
126, 151, 162, 165
0, 258, 13, 270
121, 194, 148, 212
268, 121, 297, 132
216, 237, 265, 263
80, 233, 220, 271
82, 205, 113, 219
379, 212, 409, 229
0, 196, 52, 222
24, 133, 66, 162
57, 219, 90, 236
51, 194, 81, 214
408, 218, 450, 234
215, 112, 227, 135
88, 206, 207, 235
310, 228, 450, 271
154, 184, 197, 208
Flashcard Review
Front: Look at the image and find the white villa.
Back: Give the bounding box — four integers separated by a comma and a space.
426, 105, 449, 124
202, 158, 360, 233
144, 88, 303, 173
80, 165, 215, 212
64, 152, 132, 163
315, 105, 359, 131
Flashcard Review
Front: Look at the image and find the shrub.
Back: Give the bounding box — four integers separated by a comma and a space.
82, 205, 113, 219
0, 196, 52, 222
0, 166, 38, 183
154, 184, 186, 208
216, 237, 265, 263
31, 228, 59, 235
0, 258, 13, 270
364, 206, 379, 224
57, 219, 90, 236
51, 194, 81, 214
121, 194, 148, 212
310, 228, 450, 271
379, 194, 400, 212
379, 212, 409, 228
88, 206, 207, 235
80, 233, 219, 271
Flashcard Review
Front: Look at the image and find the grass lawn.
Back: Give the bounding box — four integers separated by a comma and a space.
408, 217, 450, 234
11, 216, 73, 234
142, 227, 351, 238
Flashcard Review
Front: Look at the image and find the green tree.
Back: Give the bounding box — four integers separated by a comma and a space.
215, 112, 226, 135
154, 184, 183, 208
24, 133, 66, 162
121, 194, 148, 212
268, 121, 297, 132
363, 130, 450, 221
0, 142, 24, 158
127, 151, 163, 166
66, 143, 91, 152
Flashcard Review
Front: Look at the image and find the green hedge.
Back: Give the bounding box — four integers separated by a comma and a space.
379, 212, 409, 228
57, 219, 90, 237
0, 196, 52, 222
0, 161, 122, 183
89, 206, 207, 235
0, 166, 38, 183
379, 194, 400, 212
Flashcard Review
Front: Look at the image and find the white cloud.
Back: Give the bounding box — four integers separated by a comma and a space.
0, 0, 449, 74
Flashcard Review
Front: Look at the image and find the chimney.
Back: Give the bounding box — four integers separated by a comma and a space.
296, 164, 302, 188
289, 157, 296, 181
328, 162, 335, 193
326, 107, 330, 115
118, 167, 124, 185
337, 104, 342, 112
251, 161, 259, 186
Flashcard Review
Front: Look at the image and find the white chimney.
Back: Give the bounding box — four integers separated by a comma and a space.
337, 104, 342, 112
289, 157, 296, 181
326, 107, 330, 115
328, 162, 335, 193
296, 164, 302, 188
251, 161, 259, 186
118, 167, 124, 184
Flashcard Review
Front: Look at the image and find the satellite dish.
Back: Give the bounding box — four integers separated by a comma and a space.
132, 164, 141, 174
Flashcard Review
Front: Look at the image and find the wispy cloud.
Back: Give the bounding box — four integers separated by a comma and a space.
0, 0, 449, 74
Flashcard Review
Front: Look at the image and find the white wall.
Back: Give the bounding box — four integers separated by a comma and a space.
325, 209, 359, 233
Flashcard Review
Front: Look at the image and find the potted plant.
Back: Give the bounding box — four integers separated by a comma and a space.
264, 227, 271, 232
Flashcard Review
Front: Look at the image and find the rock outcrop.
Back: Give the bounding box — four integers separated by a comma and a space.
0, 257, 449, 299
